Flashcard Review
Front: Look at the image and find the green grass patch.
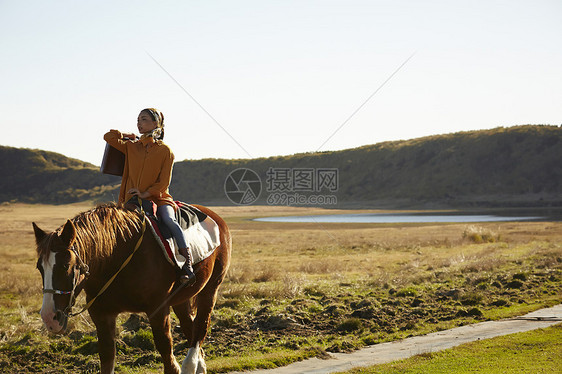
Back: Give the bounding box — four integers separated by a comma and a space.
206, 347, 318, 373
339, 324, 562, 373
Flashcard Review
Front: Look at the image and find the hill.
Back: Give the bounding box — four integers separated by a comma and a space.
172, 125, 562, 207
2, 125, 561, 207
0, 146, 120, 204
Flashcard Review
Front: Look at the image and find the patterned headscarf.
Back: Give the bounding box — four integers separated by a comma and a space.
142, 108, 165, 141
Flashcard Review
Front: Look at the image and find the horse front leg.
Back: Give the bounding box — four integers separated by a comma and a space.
149, 308, 181, 374
89, 311, 118, 374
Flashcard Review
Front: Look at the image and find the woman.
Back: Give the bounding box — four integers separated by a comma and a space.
104, 108, 195, 285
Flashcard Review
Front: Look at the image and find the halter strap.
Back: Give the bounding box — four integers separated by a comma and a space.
43, 289, 73, 295
42, 245, 88, 296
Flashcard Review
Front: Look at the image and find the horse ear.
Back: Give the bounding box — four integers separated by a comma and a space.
59, 220, 77, 247
32, 222, 48, 245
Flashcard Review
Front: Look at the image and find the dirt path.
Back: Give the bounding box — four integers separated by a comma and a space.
230, 304, 562, 374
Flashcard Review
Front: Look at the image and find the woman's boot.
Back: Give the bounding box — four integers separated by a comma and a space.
178, 248, 196, 286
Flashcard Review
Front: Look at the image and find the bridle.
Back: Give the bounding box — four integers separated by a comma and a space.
42, 246, 90, 318
41, 214, 146, 318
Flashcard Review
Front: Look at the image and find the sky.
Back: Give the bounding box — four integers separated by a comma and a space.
1, 0, 561, 165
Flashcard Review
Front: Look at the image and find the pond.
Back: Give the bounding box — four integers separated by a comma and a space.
253, 212, 547, 224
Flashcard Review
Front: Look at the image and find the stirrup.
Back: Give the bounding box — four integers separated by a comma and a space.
179, 264, 196, 286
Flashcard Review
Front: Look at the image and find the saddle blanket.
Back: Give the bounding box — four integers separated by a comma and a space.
146, 202, 220, 267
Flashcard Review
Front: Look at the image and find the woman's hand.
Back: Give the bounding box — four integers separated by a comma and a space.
128, 188, 151, 199
122, 133, 137, 140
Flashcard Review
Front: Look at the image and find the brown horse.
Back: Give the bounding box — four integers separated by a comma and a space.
33, 203, 231, 374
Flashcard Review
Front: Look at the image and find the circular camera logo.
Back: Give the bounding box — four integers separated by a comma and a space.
224, 168, 261, 205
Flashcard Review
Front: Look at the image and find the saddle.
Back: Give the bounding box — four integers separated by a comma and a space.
126, 199, 220, 268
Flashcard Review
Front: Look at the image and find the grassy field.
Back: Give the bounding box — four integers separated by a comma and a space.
0, 203, 561, 373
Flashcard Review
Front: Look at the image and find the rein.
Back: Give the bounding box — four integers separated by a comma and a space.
44, 214, 147, 318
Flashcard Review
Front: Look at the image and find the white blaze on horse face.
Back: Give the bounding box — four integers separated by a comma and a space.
40, 252, 63, 333
181, 341, 206, 374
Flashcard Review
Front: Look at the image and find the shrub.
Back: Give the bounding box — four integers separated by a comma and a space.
491, 299, 510, 307
507, 280, 524, 289
252, 267, 280, 283
462, 225, 500, 243
456, 307, 483, 317
337, 318, 362, 332
461, 292, 483, 306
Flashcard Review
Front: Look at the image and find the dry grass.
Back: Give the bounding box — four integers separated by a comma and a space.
3, 203, 561, 306
220, 217, 561, 287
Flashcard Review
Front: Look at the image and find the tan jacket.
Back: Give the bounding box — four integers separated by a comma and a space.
104, 130, 176, 208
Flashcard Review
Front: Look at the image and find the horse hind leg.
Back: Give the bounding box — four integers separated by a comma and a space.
182, 340, 207, 374
175, 300, 206, 374
173, 299, 195, 346
180, 300, 207, 374
181, 286, 219, 374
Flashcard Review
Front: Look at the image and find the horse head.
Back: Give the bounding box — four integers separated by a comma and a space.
33, 220, 88, 334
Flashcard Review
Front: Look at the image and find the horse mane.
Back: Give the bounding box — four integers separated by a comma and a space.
37, 203, 143, 264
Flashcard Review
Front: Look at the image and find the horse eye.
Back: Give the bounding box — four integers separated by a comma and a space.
54, 263, 70, 271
